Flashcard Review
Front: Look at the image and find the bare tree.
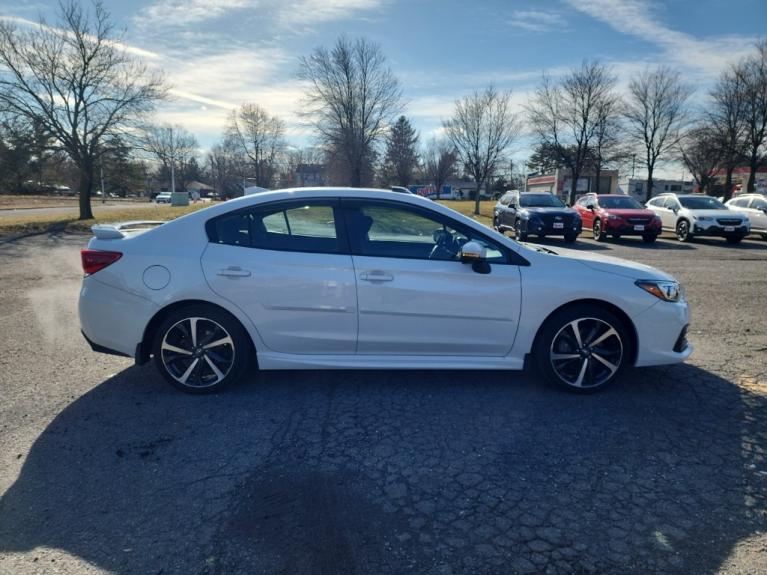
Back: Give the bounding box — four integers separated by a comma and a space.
227, 103, 285, 189
590, 93, 626, 193
298, 36, 402, 187
679, 124, 720, 194
206, 138, 245, 199
140, 124, 198, 193
422, 137, 457, 200
527, 61, 617, 205
709, 66, 749, 200
738, 40, 767, 192
444, 86, 520, 214
624, 67, 692, 201
0, 1, 165, 219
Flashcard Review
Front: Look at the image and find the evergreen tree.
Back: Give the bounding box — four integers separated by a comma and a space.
383, 116, 419, 187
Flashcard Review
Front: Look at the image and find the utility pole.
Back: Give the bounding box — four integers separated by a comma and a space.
631, 154, 636, 179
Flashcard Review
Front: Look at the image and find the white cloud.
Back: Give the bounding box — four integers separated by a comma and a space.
508, 10, 568, 33
134, 0, 387, 29
0, 15, 160, 59
565, 0, 756, 73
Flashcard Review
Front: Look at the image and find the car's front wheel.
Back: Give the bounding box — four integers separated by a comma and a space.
642, 234, 658, 244
515, 220, 528, 241
592, 219, 606, 241
725, 235, 743, 244
534, 305, 630, 393
152, 305, 250, 393
676, 219, 693, 242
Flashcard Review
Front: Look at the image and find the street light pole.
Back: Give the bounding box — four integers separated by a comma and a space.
100, 162, 105, 204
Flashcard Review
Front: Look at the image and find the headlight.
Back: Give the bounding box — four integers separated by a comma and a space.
636, 280, 682, 302
607, 214, 621, 220
693, 215, 712, 221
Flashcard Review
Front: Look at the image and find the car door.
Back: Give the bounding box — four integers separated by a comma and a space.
201, 199, 358, 354
342, 199, 522, 356
577, 196, 594, 228
747, 197, 767, 231
660, 197, 679, 229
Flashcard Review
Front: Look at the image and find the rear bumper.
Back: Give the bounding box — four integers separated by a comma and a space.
79, 278, 158, 360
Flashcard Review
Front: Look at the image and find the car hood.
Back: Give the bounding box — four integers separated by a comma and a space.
522, 207, 577, 217
682, 208, 744, 219
602, 208, 657, 218
527, 244, 674, 281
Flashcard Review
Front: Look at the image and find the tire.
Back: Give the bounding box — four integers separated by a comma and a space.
152, 304, 251, 394
515, 220, 528, 241
676, 219, 693, 242
564, 233, 577, 243
642, 234, 658, 244
492, 215, 498, 230
533, 304, 630, 393
592, 219, 607, 241
725, 235, 743, 244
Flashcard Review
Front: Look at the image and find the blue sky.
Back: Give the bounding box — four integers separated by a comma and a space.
3, 0, 766, 174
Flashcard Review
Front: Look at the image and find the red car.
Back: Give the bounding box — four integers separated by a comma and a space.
574, 193, 662, 243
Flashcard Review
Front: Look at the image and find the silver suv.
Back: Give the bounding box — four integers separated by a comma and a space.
645, 193, 750, 243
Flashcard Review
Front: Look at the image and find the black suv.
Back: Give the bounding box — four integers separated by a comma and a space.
493, 191, 582, 242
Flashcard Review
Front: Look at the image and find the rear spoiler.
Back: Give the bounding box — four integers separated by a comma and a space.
91, 220, 166, 239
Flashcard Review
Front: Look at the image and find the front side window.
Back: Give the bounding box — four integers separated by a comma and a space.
345, 203, 508, 263
208, 201, 341, 253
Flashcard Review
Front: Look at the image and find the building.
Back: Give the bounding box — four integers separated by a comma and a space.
709, 166, 767, 196
526, 168, 619, 200
619, 178, 694, 202
186, 181, 216, 198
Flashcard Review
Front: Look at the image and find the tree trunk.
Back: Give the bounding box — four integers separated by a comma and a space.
747, 156, 758, 192
594, 165, 602, 194
724, 166, 735, 201
645, 167, 654, 203
569, 173, 578, 206
474, 181, 481, 215
78, 166, 94, 220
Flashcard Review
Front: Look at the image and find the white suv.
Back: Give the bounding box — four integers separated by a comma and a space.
645, 193, 750, 243
725, 194, 767, 240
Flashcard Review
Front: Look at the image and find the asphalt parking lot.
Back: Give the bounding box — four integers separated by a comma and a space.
0, 231, 765, 575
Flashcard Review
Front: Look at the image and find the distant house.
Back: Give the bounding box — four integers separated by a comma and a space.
618, 178, 693, 201
295, 164, 326, 187
526, 168, 619, 201
186, 181, 216, 198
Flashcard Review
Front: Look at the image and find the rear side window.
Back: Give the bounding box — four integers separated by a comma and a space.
208, 202, 342, 254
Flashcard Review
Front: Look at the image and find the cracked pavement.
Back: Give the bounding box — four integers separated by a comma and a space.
0, 231, 765, 574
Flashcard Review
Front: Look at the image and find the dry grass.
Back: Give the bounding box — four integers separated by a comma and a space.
436, 200, 495, 228
0, 194, 148, 209
0, 204, 210, 237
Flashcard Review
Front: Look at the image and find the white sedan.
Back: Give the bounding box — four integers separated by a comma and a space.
79, 188, 692, 394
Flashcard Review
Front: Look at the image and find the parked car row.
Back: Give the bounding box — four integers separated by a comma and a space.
494, 190, 766, 244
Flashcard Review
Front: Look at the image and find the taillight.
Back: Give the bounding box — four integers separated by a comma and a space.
81, 250, 122, 276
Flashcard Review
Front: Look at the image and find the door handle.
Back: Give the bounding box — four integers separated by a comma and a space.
217, 266, 251, 277
360, 270, 394, 282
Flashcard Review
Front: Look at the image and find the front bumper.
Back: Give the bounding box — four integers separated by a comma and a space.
692, 221, 749, 237
603, 220, 661, 236
523, 219, 582, 237
633, 298, 693, 367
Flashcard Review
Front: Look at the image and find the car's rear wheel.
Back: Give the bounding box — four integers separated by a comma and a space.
676, 219, 693, 242
592, 219, 606, 241
152, 305, 250, 394
534, 305, 630, 393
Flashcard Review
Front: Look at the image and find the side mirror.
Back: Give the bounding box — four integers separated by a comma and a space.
586, 204, 595, 210
459, 241, 487, 263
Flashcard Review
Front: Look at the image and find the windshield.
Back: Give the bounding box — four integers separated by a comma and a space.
599, 196, 643, 209
520, 194, 565, 208
678, 196, 725, 210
